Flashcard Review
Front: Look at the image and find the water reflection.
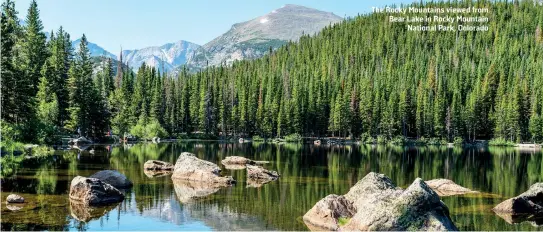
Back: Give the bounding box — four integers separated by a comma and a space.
0, 142, 542, 230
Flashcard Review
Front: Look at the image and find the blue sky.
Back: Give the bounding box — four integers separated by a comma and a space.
14, 0, 414, 53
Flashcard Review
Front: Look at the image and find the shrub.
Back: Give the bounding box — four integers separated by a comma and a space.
360, 132, 374, 144
453, 137, 464, 145
489, 138, 516, 147
377, 135, 388, 144
284, 133, 302, 142
130, 118, 168, 140
252, 135, 265, 142
390, 136, 406, 145
426, 137, 447, 145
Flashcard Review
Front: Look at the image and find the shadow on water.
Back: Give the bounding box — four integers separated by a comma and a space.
1, 142, 542, 230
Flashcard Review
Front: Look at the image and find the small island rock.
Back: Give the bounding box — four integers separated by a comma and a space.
493, 182, 543, 215
425, 179, 478, 196
6, 194, 24, 203
246, 164, 279, 181
69, 176, 125, 206
144, 160, 174, 171
221, 156, 256, 165
171, 152, 235, 186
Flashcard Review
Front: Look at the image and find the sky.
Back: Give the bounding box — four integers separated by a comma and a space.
14, 0, 415, 53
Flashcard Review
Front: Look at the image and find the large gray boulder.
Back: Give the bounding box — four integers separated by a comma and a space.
171, 152, 235, 186
89, 170, 133, 189
69, 176, 124, 206
6, 194, 24, 203
304, 172, 458, 231
144, 160, 174, 171
493, 182, 543, 216
302, 194, 356, 231
425, 179, 478, 196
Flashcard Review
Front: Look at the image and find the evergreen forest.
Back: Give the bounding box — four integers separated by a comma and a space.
2, 0, 543, 145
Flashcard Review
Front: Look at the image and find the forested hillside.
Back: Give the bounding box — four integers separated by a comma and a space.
2, 0, 543, 144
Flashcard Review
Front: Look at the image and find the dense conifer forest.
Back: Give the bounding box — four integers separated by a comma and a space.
2, 0, 543, 144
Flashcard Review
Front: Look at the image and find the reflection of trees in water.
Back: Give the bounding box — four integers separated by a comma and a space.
2, 143, 542, 231
35, 165, 57, 194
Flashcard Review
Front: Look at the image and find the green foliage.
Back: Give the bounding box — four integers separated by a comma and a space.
130, 118, 167, 140
390, 136, 406, 145
338, 217, 350, 226
252, 135, 265, 142
360, 132, 374, 144
284, 133, 302, 142
488, 138, 516, 147
453, 137, 464, 145
1, 0, 543, 145
377, 135, 388, 144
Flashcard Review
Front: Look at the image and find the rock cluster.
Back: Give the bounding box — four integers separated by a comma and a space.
303, 172, 458, 231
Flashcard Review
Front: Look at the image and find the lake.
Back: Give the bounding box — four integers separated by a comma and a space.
1, 142, 542, 230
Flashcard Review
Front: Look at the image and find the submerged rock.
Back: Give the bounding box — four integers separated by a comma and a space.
221, 156, 256, 165
302, 194, 356, 231
69, 176, 124, 206
493, 182, 543, 223
425, 179, 478, 196
304, 172, 458, 231
6, 194, 24, 203
89, 170, 133, 189
246, 164, 279, 181
173, 179, 222, 203
171, 152, 235, 186
221, 156, 269, 169
144, 160, 174, 171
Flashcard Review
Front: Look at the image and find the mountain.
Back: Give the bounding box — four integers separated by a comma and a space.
72, 39, 117, 59
121, 40, 200, 72
186, 4, 342, 70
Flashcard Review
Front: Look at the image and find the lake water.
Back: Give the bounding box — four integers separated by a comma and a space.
1, 142, 542, 231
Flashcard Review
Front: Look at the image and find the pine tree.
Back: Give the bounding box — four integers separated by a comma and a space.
1, 0, 20, 123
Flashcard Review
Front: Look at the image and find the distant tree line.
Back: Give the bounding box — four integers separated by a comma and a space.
2, 0, 543, 144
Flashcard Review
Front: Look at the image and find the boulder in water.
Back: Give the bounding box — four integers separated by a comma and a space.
221, 156, 256, 165
144, 160, 174, 171
69, 176, 124, 206
89, 170, 133, 189
6, 194, 24, 203
171, 152, 235, 186
304, 172, 458, 231
493, 183, 543, 219
425, 179, 478, 196
246, 164, 279, 181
